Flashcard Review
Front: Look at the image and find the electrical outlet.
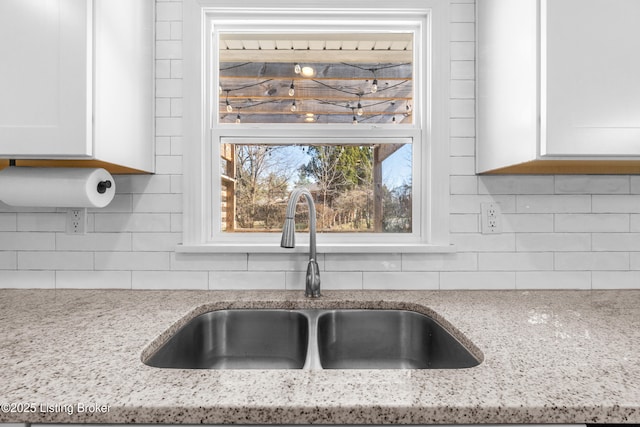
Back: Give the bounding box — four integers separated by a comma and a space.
66, 208, 87, 235
481, 202, 502, 234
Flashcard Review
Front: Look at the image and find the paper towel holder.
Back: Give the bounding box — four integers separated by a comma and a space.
97, 180, 112, 194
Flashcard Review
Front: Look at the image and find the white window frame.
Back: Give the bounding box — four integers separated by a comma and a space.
181, 0, 451, 254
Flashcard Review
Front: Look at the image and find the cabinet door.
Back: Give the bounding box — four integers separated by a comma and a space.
543, 0, 640, 156
0, 0, 92, 157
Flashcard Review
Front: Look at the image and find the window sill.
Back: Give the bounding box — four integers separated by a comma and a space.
176, 243, 456, 254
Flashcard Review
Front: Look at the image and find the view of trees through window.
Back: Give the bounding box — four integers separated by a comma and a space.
220, 142, 412, 233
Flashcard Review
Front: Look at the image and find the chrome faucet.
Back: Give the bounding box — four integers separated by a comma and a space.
280, 188, 321, 298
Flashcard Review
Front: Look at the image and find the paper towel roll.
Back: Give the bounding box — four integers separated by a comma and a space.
0, 167, 116, 208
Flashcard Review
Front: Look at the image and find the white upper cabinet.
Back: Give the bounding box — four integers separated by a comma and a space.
477, 0, 640, 174
0, 0, 154, 173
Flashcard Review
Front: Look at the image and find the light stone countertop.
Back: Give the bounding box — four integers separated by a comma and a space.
0, 289, 639, 424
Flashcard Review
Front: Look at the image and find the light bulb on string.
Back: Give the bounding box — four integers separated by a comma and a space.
371, 78, 378, 94
356, 101, 363, 116
294, 63, 301, 74
225, 91, 232, 112
290, 100, 297, 112
235, 113, 241, 124
352, 115, 358, 125
289, 82, 295, 97
392, 116, 397, 124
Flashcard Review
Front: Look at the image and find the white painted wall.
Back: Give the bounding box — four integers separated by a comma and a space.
1, 0, 639, 290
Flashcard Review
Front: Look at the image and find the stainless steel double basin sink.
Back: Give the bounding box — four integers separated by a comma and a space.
144, 309, 481, 370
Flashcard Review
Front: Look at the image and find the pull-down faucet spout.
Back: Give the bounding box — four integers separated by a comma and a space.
280, 188, 321, 298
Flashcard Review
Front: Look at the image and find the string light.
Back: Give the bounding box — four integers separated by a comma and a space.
371, 78, 378, 94
294, 63, 301, 74
352, 108, 358, 125
356, 99, 364, 116
290, 99, 297, 112
289, 81, 295, 97
225, 91, 233, 112
392, 116, 397, 124
235, 113, 241, 124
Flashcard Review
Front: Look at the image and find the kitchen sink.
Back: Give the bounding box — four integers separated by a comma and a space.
145, 309, 309, 369
144, 308, 480, 370
317, 309, 480, 369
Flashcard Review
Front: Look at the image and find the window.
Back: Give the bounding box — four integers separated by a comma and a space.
182, 0, 450, 252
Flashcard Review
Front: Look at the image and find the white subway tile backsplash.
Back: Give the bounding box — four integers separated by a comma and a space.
248, 253, 324, 271
592, 233, 640, 252
114, 175, 172, 195
517, 195, 591, 213
155, 156, 182, 175
631, 176, 640, 194
210, 271, 285, 290
56, 233, 132, 252
1, 0, 640, 292
449, 138, 475, 156
450, 42, 475, 60
18, 251, 94, 271
0, 251, 17, 269
450, 99, 475, 118
450, 3, 475, 22
133, 233, 182, 251
134, 271, 207, 290
95, 252, 170, 271
132, 194, 182, 213
479, 252, 553, 271
450, 176, 478, 195
286, 271, 362, 290
325, 253, 401, 272
516, 233, 591, 252
0, 232, 55, 250
94, 213, 172, 233
172, 252, 247, 271
592, 195, 640, 213
502, 214, 554, 233
555, 214, 629, 233
155, 59, 170, 78
441, 271, 514, 290
451, 61, 475, 79
556, 176, 630, 194
450, 214, 479, 233
516, 271, 591, 290
451, 233, 515, 252
592, 271, 640, 289
56, 270, 131, 289
0, 213, 17, 231
402, 252, 478, 271
16, 213, 66, 232
170, 59, 183, 78
156, 2, 182, 21
450, 23, 475, 41
363, 272, 439, 290
156, 117, 182, 136
156, 40, 182, 60
0, 271, 55, 288
450, 81, 475, 99
479, 176, 554, 195
450, 156, 476, 176
155, 78, 182, 98
555, 252, 629, 271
